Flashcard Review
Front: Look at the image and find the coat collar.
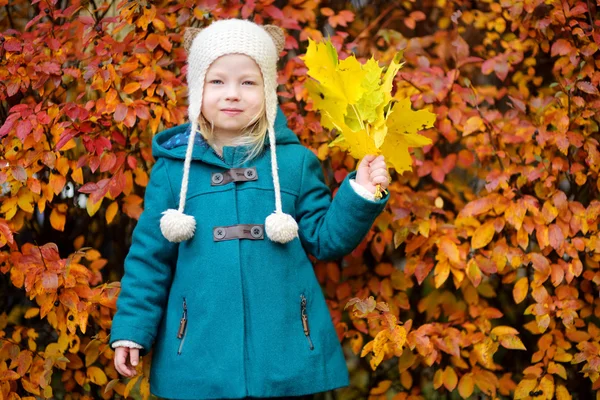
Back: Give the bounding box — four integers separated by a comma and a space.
152, 107, 300, 168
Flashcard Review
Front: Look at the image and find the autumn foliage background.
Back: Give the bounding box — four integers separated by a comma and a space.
1, 0, 600, 399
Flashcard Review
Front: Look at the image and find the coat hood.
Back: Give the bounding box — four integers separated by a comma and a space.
151, 107, 300, 161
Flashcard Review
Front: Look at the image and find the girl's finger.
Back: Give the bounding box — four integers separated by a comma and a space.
130, 348, 139, 367
115, 350, 129, 376
370, 168, 388, 178
360, 155, 377, 166
369, 159, 387, 168
372, 176, 389, 186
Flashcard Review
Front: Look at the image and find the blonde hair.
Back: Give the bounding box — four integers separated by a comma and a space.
198, 104, 269, 166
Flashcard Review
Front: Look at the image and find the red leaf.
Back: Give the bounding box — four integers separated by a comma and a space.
576, 81, 599, 95
551, 39, 572, 56
415, 260, 434, 285
114, 103, 128, 122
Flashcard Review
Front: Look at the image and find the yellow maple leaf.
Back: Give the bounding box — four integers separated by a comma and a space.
381, 98, 434, 173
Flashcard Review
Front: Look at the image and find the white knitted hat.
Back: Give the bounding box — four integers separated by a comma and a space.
159, 19, 299, 244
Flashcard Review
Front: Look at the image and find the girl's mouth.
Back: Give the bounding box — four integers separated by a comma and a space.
221, 109, 243, 116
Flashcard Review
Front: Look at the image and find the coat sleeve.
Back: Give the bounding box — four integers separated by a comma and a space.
109, 158, 178, 357
295, 150, 389, 261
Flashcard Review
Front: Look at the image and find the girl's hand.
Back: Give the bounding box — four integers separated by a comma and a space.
356, 155, 390, 195
114, 346, 139, 377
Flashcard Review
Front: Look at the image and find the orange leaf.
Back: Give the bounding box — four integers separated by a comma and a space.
439, 237, 460, 264
106, 201, 118, 224
463, 116, 483, 136
49, 173, 66, 195
370, 379, 392, 395
50, 207, 66, 231
458, 373, 474, 398
400, 370, 412, 389
513, 277, 528, 304
471, 220, 495, 249
443, 366, 458, 391
467, 259, 482, 287
548, 224, 564, 250
434, 261, 450, 288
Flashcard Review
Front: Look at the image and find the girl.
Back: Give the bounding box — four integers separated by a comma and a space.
110, 19, 390, 400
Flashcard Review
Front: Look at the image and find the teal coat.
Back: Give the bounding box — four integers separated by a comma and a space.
109, 108, 389, 399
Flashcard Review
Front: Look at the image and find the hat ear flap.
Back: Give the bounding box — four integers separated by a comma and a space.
263, 25, 285, 55
183, 27, 203, 54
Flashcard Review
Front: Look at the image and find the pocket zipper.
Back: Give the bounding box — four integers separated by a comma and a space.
300, 294, 314, 350
177, 297, 188, 355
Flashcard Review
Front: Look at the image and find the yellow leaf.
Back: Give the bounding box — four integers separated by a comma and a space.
471, 220, 495, 249
458, 374, 474, 398
381, 52, 404, 105
1, 197, 18, 220
24, 308, 39, 319
466, 259, 483, 287
17, 190, 35, 213
463, 115, 484, 136
140, 376, 151, 400
443, 366, 458, 391
548, 361, 567, 379
536, 314, 551, 333
499, 335, 527, 350
382, 98, 434, 173
513, 277, 528, 304
555, 384, 572, 400
539, 374, 554, 399
361, 340, 374, 357
86, 366, 107, 385
106, 201, 118, 224
124, 374, 140, 398
514, 378, 537, 399
86, 197, 103, 217
316, 143, 330, 160
104, 378, 120, 395
490, 326, 520, 337
350, 333, 363, 355
433, 368, 444, 389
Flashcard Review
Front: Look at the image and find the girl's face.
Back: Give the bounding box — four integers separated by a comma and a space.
201, 54, 265, 140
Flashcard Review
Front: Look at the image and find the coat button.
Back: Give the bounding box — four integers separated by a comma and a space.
250, 225, 263, 238
244, 168, 256, 179
214, 227, 226, 239
212, 173, 224, 184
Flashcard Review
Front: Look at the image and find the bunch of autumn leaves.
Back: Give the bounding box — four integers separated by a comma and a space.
302, 39, 435, 197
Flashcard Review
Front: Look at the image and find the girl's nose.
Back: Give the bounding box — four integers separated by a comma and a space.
225, 85, 240, 101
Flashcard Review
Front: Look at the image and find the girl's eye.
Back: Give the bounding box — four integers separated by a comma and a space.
242, 81, 256, 85
209, 79, 223, 84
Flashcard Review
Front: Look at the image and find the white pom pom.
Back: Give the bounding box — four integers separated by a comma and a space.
265, 212, 298, 244
160, 209, 196, 242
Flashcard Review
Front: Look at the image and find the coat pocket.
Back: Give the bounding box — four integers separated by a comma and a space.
176, 296, 188, 355
300, 293, 315, 351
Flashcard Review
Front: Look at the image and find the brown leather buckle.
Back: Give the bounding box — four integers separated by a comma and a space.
213, 224, 264, 241
211, 167, 258, 186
